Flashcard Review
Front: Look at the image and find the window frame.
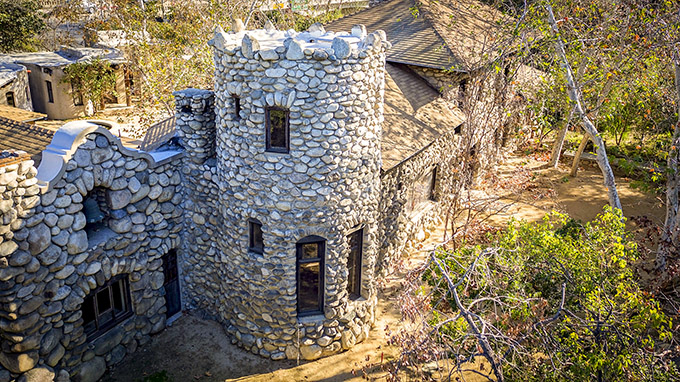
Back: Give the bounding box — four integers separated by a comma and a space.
346, 227, 364, 300
248, 219, 264, 254
5, 92, 15, 107
46, 80, 54, 103
82, 275, 133, 340
265, 106, 290, 153
296, 235, 325, 316
232, 94, 241, 121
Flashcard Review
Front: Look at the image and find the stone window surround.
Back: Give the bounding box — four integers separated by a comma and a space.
81, 274, 133, 341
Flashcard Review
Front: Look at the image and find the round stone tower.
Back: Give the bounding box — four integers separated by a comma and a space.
207, 23, 389, 359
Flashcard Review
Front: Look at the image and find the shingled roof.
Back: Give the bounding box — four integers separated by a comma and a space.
326, 0, 457, 69
381, 63, 465, 170
325, 0, 512, 71
0, 116, 54, 165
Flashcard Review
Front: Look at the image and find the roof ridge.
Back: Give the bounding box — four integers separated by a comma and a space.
413, 0, 459, 71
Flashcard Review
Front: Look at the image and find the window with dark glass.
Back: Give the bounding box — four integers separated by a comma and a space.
5, 92, 15, 107
346, 228, 363, 299
405, 166, 438, 214
82, 275, 132, 339
71, 81, 83, 106
46, 81, 54, 103
265, 107, 289, 153
249, 220, 263, 253
232, 94, 241, 120
297, 236, 325, 316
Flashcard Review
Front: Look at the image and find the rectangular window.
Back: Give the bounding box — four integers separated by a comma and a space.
5, 92, 15, 107
232, 95, 241, 120
46, 81, 54, 103
249, 220, 263, 253
82, 276, 132, 339
71, 81, 83, 106
297, 237, 325, 315
405, 167, 437, 214
265, 107, 289, 153
346, 228, 363, 299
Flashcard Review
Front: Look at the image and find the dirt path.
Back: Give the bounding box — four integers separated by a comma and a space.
103, 153, 666, 382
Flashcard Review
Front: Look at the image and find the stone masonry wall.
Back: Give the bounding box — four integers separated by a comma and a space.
178, 25, 390, 361
0, 67, 32, 111
407, 65, 467, 103
0, 123, 183, 382
173, 90, 222, 320
378, 129, 462, 273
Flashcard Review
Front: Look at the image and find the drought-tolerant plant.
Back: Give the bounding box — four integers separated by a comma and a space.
392, 207, 677, 381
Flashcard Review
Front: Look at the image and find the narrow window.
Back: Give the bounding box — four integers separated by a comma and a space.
249, 220, 263, 253
232, 95, 241, 120
71, 81, 83, 106
46, 81, 54, 103
265, 107, 289, 153
162, 250, 181, 318
405, 166, 438, 214
82, 276, 132, 339
458, 79, 467, 108
297, 236, 325, 316
5, 92, 15, 107
346, 228, 363, 299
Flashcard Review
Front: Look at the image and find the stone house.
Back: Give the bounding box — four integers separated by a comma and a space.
2, 47, 128, 120
0, 64, 33, 112
0, 8, 521, 381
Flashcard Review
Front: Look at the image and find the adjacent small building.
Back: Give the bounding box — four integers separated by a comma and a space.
3, 47, 128, 120
0, 63, 32, 111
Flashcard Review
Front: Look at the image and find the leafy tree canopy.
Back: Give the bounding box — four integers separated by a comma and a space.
0, 0, 45, 52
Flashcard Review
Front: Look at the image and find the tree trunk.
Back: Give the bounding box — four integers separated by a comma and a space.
657, 50, 680, 270
549, 121, 569, 168
571, 133, 589, 177
545, 3, 622, 211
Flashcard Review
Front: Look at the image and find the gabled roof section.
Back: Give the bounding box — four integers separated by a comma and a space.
381, 63, 465, 170
0, 116, 54, 165
419, 0, 513, 70
325, 0, 458, 70
325, 0, 513, 71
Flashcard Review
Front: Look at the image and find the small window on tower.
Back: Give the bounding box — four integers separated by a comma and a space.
46, 81, 54, 103
232, 95, 241, 120
265, 107, 289, 153
249, 219, 263, 253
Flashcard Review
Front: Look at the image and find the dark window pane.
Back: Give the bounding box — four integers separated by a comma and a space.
250, 222, 263, 252
347, 229, 363, 299
233, 95, 241, 120
301, 243, 318, 259
82, 295, 96, 333
97, 288, 113, 325
6, 92, 15, 107
298, 262, 320, 312
267, 108, 288, 150
46, 81, 54, 103
162, 250, 178, 285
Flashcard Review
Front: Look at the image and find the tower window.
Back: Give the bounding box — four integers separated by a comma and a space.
297, 236, 325, 316
46, 81, 54, 103
82, 275, 132, 339
346, 228, 363, 299
249, 219, 263, 253
5, 92, 15, 107
265, 107, 289, 153
232, 95, 241, 120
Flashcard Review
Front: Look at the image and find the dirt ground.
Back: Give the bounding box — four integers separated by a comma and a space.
103, 153, 666, 382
